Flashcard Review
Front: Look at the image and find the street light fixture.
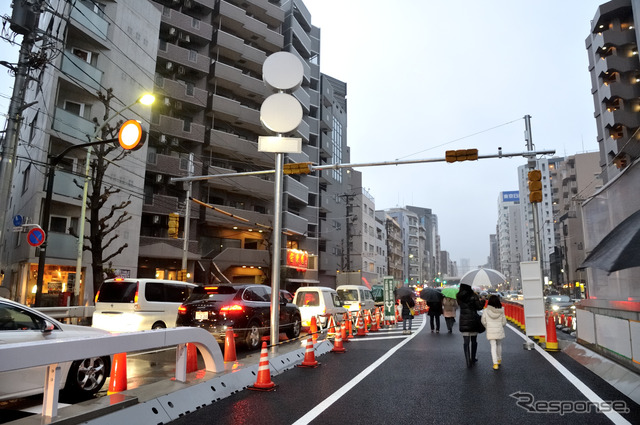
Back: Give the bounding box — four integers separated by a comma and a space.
34, 94, 154, 306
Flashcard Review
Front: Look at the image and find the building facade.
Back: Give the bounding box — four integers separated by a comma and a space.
497, 191, 522, 289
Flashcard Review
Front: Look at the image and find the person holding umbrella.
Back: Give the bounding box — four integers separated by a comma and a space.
442, 291, 458, 333
456, 283, 485, 367
400, 293, 415, 334
420, 287, 444, 333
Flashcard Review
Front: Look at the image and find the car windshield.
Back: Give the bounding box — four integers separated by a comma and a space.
337, 289, 358, 302
547, 295, 571, 303
187, 285, 237, 302
96, 281, 137, 303
371, 286, 383, 302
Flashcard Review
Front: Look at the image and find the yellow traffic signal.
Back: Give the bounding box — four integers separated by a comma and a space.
445, 149, 478, 163
283, 162, 313, 174
528, 169, 542, 203
168, 213, 179, 238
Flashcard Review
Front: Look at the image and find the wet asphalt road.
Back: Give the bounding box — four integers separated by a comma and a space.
167, 315, 640, 425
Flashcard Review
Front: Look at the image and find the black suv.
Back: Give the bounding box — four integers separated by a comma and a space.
176, 284, 301, 350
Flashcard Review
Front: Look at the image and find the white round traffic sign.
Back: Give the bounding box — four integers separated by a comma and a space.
260, 93, 303, 133
263, 51, 304, 92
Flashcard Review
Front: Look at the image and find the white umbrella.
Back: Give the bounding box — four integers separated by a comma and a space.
460, 268, 506, 287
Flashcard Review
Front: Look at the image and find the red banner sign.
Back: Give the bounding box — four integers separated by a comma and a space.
286, 249, 308, 270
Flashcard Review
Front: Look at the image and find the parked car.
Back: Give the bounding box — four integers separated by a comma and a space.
92, 278, 197, 332
545, 294, 575, 313
336, 285, 375, 313
176, 284, 301, 350
293, 286, 347, 329
0, 297, 111, 401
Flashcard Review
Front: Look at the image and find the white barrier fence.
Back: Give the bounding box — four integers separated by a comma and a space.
0, 327, 224, 419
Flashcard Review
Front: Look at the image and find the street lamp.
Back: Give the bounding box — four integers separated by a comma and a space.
34, 94, 154, 306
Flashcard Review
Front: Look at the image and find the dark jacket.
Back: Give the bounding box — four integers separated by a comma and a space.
456, 284, 484, 332
427, 300, 443, 316
400, 295, 415, 319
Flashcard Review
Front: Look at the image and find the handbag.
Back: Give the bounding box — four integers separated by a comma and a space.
476, 313, 486, 333
409, 308, 415, 316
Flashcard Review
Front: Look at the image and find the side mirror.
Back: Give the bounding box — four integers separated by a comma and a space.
42, 320, 55, 333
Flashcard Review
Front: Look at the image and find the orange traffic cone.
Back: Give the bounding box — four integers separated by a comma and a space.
545, 313, 560, 352
356, 311, 366, 337
327, 315, 336, 337
249, 342, 276, 391
186, 343, 198, 373
340, 320, 350, 343
224, 327, 237, 362
370, 309, 379, 332
364, 311, 371, 333
396, 305, 403, 322
346, 312, 354, 339
567, 315, 573, 330
310, 316, 318, 344
298, 337, 320, 368
107, 352, 127, 394
331, 325, 347, 353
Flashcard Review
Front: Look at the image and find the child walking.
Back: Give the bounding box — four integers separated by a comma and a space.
481, 295, 507, 370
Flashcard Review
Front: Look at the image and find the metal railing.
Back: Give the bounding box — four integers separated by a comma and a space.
0, 327, 224, 419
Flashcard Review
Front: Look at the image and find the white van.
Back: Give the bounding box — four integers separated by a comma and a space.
92, 278, 197, 332
336, 285, 375, 313
294, 286, 347, 329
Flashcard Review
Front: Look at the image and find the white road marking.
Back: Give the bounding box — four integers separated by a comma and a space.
508, 324, 631, 425
292, 317, 426, 425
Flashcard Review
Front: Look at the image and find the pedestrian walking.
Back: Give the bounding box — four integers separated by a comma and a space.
442, 296, 458, 333
400, 294, 415, 334
456, 283, 485, 368
481, 295, 507, 370
427, 298, 443, 333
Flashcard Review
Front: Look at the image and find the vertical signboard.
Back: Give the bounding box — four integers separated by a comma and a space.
383, 276, 395, 321
520, 261, 546, 338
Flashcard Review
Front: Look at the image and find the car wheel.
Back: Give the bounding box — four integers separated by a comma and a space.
286, 315, 301, 339
61, 356, 110, 401
152, 322, 166, 330
245, 321, 262, 350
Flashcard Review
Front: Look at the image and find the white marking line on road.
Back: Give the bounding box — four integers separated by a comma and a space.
292, 317, 426, 425
347, 335, 407, 341
508, 324, 631, 425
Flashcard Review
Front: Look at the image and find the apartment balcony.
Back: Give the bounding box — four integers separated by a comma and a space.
284, 175, 308, 204
289, 49, 311, 84
156, 5, 213, 41
139, 236, 200, 260
203, 203, 272, 227
319, 132, 332, 159
212, 248, 270, 270
52, 107, 95, 142
593, 30, 635, 53
60, 51, 103, 91
290, 17, 311, 57
208, 128, 273, 167
598, 80, 640, 102
209, 93, 261, 128
595, 54, 639, 77
53, 170, 84, 200
283, 211, 307, 235
152, 114, 206, 143
209, 61, 264, 96
320, 108, 332, 131
292, 86, 311, 112
70, 1, 108, 40
205, 166, 274, 198
47, 233, 78, 260
155, 77, 208, 110
214, 30, 266, 67
217, 1, 283, 49
142, 194, 180, 215
157, 42, 210, 74
193, 0, 216, 9
146, 153, 192, 176
293, 118, 310, 141
602, 107, 640, 129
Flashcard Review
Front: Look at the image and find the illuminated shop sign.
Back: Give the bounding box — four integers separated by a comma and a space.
286, 249, 308, 270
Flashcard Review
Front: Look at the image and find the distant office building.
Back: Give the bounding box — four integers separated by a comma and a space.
377, 211, 402, 285
497, 191, 522, 289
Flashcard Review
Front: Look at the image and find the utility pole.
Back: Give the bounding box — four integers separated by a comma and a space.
0, 1, 44, 287
181, 153, 194, 277
340, 193, 356, 272
524, 115, 542, 264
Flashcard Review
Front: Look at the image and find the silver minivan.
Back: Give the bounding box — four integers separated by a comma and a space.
336, 285, 375, 313
92, 278, 197, 332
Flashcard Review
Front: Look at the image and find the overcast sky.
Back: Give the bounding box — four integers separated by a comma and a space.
302, 0, 606, 270
1, 1, 608, 271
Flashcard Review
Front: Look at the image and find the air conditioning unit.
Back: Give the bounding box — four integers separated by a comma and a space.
164, 97, 171, 107
159, 135, 167, 144
184, 0, 193, 8
168, 27, 177, 38
156, 174, 163, 183
180, 34, 190, 43
166, 61, 174, 71
170, 138, 180, 147
174, 101, 183, 110
152, 215, 161, 224
177, 66, 186, 75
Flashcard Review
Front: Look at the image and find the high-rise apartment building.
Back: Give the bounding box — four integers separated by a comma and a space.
377, 211, 402, 285
497, 191, 522, 289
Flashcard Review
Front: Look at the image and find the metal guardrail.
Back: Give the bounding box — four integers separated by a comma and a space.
0, 327, 224, 419
35, 305, 95, 319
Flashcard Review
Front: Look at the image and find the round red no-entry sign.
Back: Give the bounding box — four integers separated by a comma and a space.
27, 227, 46, 247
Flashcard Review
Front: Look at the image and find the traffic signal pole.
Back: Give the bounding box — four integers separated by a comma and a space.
524, 115, 542, 263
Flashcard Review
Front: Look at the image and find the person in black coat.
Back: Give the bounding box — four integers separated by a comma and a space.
426, 298, 443, 333
456, 283, 485, 367
400, 295, 415, 335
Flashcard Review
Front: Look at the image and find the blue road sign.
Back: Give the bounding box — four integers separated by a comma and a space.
27, 227, 46, 247
13, 215, 23, 227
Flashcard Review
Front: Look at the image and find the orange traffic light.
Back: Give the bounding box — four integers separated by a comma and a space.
528, 169, 542, 203
168, 213, 179, 238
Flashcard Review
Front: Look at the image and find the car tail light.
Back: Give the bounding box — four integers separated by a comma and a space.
178, 305, 187, 315
94, 290, 100, 303
133, 283, 140, 310
220, 304, 244, 313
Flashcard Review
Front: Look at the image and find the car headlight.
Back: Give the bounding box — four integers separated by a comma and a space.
552, 305, 559, 311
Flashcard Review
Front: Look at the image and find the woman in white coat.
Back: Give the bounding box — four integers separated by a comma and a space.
481, 294, 507, 370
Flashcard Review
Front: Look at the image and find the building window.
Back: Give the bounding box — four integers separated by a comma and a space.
22, 164, 30, 194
